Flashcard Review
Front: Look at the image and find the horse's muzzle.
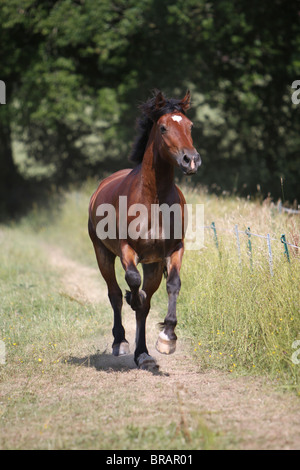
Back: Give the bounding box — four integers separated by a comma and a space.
180, 151, 201, 175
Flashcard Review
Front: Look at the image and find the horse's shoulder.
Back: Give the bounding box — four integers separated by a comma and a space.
89, 169, 132, 216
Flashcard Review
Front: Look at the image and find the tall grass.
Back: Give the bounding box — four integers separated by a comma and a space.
0, 220, 112, 380
3, 180, 299, 450
175, 187, 300, 392
0, 211, 222, 450
4, 180, 300, 391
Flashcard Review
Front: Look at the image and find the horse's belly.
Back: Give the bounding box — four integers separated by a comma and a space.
137, 241, 165, 264
131, 237, 182, 264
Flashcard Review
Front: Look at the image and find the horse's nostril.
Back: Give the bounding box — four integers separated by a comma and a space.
183, 155, 190, 164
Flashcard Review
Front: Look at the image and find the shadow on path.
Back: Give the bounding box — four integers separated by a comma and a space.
66, 350, 166, 376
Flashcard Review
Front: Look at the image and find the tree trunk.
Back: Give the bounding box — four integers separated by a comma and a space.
0, 109, 21, 216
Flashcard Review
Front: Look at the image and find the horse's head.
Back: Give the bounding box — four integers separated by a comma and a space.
154, 91, 201, 175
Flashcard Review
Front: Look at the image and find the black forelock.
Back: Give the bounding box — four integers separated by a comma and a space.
129, 92, 187, 164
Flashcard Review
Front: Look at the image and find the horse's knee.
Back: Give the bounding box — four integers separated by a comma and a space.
125, 267, 141, 290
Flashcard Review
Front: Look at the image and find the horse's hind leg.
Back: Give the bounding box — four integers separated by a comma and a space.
91, 239, 129, 356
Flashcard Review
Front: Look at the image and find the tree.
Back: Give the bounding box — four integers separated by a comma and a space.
184, 0, 300, 199
1, 0, 299, 216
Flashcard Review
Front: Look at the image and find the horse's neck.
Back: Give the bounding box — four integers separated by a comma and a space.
140, 132, 175, 200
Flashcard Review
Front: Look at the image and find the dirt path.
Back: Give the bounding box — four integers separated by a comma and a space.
48, 245, 300, 450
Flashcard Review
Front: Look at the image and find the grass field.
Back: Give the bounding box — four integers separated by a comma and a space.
0, 178, 299, 449
177, 187, 300, 389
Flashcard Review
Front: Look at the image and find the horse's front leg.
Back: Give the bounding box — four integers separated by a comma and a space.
134, 262, 164, 371
121, 243, 161, 371
121, 242, 145, 311
156, 246, 183, 355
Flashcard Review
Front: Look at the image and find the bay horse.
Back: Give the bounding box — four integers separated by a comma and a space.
88, 90, 201, 370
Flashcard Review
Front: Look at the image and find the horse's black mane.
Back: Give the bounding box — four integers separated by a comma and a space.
129, 91, 188, 164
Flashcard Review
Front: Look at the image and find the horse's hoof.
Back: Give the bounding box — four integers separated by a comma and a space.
112, 341, 130, 356
156, 333, 176, 355
136, 353, 159, 372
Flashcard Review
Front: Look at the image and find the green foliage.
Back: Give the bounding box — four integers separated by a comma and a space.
1, 0, 300, 208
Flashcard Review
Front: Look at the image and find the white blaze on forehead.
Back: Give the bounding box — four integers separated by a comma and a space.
171, 114, 182, 123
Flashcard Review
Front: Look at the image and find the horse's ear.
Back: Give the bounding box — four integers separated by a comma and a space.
180, 90, 191, 112
155, 90, 166, 110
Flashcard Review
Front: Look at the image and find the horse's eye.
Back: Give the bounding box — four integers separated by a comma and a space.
160, 125, 167, 134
